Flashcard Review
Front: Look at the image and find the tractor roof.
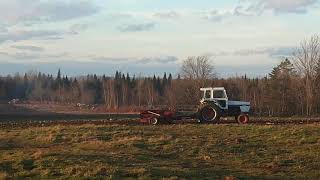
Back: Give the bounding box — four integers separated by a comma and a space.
200, 87, 226, 91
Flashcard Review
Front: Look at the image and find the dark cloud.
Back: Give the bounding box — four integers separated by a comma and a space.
0, 30, 63, 44
118, 23, 156, 32
11, 45, 44, 52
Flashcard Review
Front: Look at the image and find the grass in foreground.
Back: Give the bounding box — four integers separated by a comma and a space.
0, 123, 319, 179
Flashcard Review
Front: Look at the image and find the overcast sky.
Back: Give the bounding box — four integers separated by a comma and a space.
0, 0, 319, 77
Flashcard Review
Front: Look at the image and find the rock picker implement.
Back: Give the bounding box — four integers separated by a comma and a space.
140, 87, 251, 125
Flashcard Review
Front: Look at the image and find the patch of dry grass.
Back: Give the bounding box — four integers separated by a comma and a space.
0, 124, 319, 179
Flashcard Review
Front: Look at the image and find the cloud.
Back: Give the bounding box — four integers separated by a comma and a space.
0, 51, 72, 62
243, 0, 318, 14
203, 0, 319, 22
0, 52, 9, 56
152, 11, 180, 19
137, 56, 178, 64
0, 49, 178, 66
0, 30, 63, 44
201, 6, 257, 22
0, 24, 7, 33
2, 52, 42, 60
108, 10, 181, 21
46, 52, 70, 59
210, 46, 296, 57
233, 47, 296, 57
0, 51, 181, 76
69, 24, 89, 35
118, 23, 156, 32
265, 47, 297, 57
106, 13, 134, 21
107, 8, 249, 24
90, 55, 178, 64
203, 10, 228, 22
90, 56, 131, 63
0, 0, 99, 25
12, 45, 44, 52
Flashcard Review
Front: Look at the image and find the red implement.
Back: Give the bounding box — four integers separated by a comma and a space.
140, 110, 177, 125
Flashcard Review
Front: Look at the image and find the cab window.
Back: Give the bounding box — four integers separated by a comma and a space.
212, 90, 226, 98
205, 90, 211, 99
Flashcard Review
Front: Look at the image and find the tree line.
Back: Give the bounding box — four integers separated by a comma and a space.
1, 35, 320, 116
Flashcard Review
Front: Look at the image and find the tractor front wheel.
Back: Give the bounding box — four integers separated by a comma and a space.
237, 114, 249, 124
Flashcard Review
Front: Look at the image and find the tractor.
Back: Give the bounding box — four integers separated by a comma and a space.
140, 87, 251, 125
198, 87, 250, 124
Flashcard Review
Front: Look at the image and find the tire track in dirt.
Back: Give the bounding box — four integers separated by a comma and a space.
0, 115, 320, 128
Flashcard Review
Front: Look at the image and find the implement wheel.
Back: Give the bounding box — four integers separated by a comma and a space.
150, 117, 159, 125
199, 105, 221, 124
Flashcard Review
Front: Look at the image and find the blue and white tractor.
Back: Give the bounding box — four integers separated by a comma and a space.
198, 87, 251, 124
140, 87, 251, 125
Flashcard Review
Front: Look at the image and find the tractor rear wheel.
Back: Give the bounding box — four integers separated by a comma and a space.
199, 105, 221, 124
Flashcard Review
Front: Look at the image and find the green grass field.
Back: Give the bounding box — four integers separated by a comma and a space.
0, 124, 319, 179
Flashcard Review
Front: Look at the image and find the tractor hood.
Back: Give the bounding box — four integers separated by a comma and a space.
228, 101, 250, 106
228, 101, 251, 113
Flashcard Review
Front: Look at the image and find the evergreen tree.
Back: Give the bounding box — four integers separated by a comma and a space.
268, 58, 296, 115
64, 76, 71, 88
152, 75, 157, 89
126, 73, 130, 84
156, 76, 161, 95
57, 69, 62, 81
161, 73, 168, 95
163, 73, 167, 84
168, 73, 172, 85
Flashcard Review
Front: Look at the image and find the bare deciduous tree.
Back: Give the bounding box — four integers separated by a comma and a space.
293, 35, 320, 116
181, 56, 216, 82
180, 55, 216, 104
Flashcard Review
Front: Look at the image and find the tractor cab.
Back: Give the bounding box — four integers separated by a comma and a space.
200, 87, 228, 110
